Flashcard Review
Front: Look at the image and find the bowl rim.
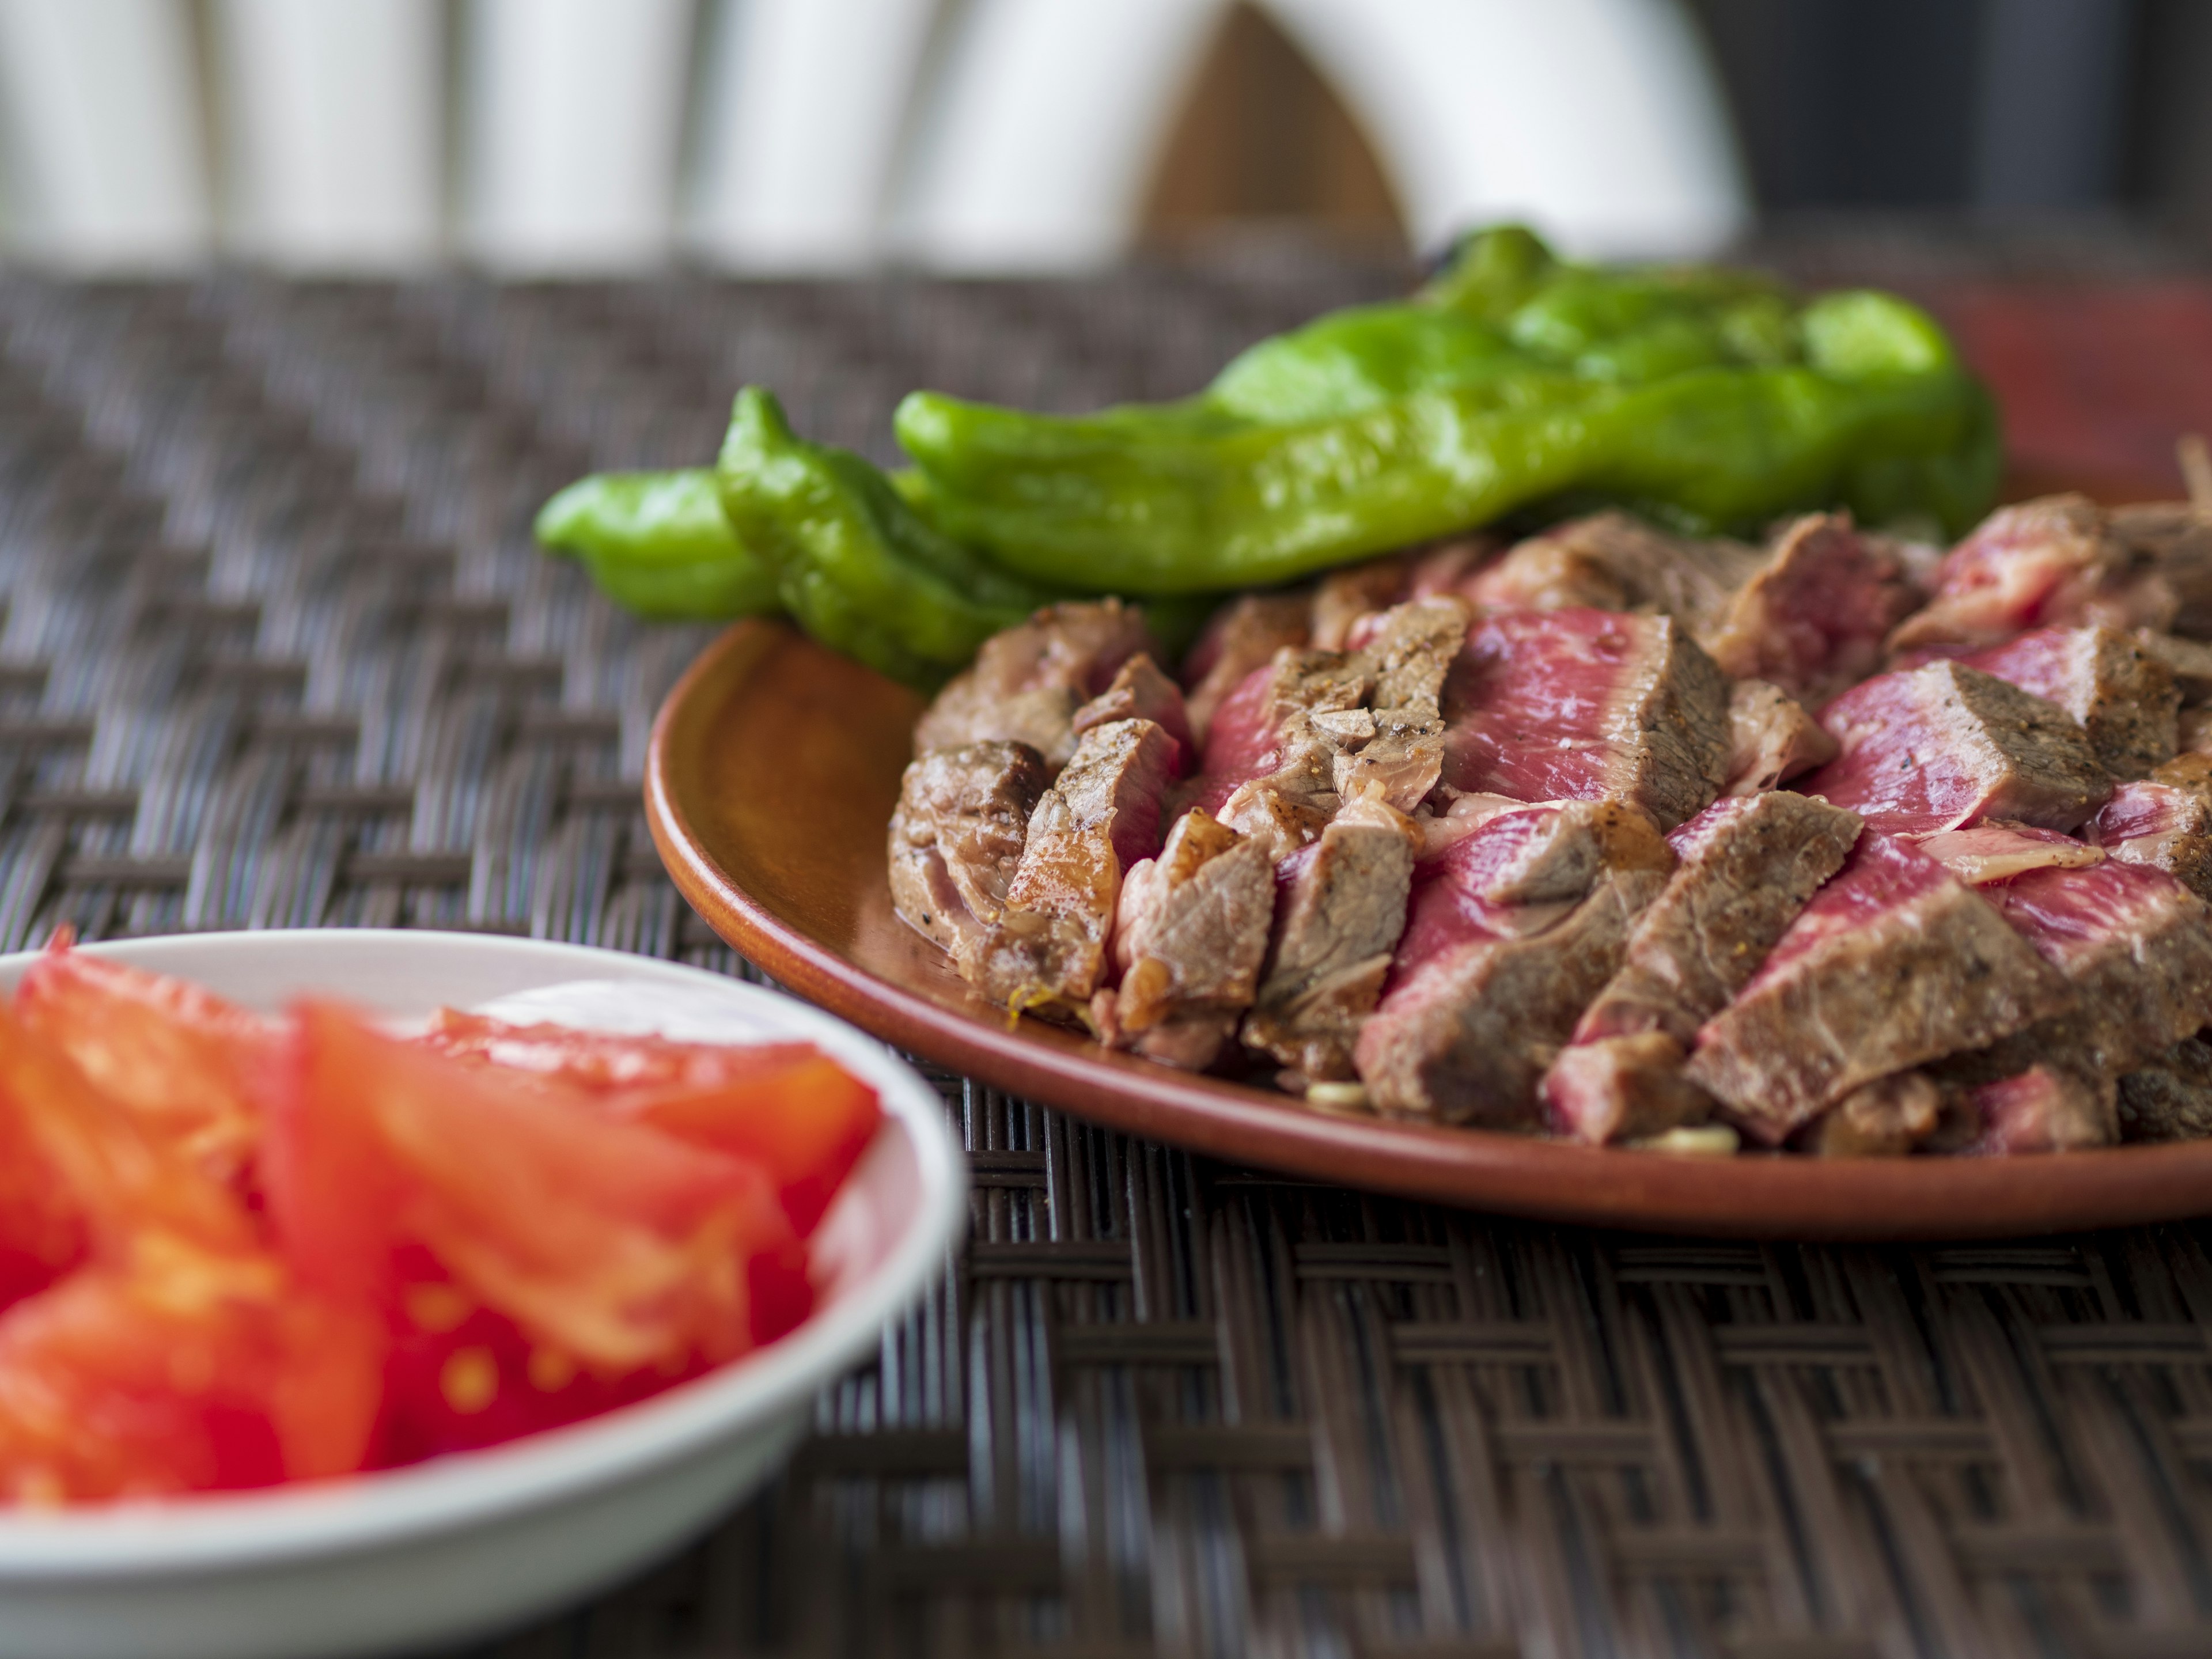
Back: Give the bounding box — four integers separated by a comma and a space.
0, 929, 969, 1577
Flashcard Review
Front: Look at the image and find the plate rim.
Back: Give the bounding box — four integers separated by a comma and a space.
0, 928, 969, 1575
647, 618, 2212, 1242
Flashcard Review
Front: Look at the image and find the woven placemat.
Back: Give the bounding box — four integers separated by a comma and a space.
4, 253, 2212, 1659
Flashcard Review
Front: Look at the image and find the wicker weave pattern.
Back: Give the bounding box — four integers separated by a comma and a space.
4, 270, 2212, 1658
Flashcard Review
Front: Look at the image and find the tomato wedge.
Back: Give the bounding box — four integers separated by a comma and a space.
0, 1241, 384, 1502
419, 1012, 883, 1233
0, 1010, 381, 1501
16, 939, 274, 1187
270, 1003, 810, 1377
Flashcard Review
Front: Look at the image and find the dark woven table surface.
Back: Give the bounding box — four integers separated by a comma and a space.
7, 237, 2212, 1659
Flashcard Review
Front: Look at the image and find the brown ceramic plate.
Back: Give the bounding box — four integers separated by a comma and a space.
646, 618, 2212, 1240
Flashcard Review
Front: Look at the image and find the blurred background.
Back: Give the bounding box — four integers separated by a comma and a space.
0, 0, 2206, 277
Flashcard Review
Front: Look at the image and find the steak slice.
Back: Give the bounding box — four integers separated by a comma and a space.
1977, 860, 2212, 1082
888, 741, 1051, 957
2118, 1036, 2212, 1141
1464, 512, 1757, 624
1332, 597, 1469, 813
1205, 650, 1376, 856
1684, 834, 2071, 1144
2111, 502, 2212, 638
1312, 555, 1412, 649
2133, 630, 2212, 706
1698, 514, 1921, 704
1073, 653, 1194, 757
1961, 626, 2177, 779
1957, 1065, 2118, 1155
1540, 1032, 1715, 1145
1573, 791, 1863, 1046
1724, 679, 1838, 796
1183, 593, 1312, 740
1242, 796, 1421, 1082
962, 719, 1177, 1013
1099, 809, 1274, 1069
1357, 804, 1674, 1125
1802, 661, 2111, 835
1888, 494, 2175, 656
2086, 780, 2212, 899
1792, 1072, 1944, 1157
915, 599, 1157, 771
1914, 820, 2105, 887
1438, 608, 1730, 832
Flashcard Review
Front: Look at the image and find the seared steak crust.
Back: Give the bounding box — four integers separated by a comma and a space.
1964, 626, 2178, 780
1575, 792, 1863, 1046
2119, 1036, 2212, 1141
963, 719, 1177, 1012
1103, 809, 1275, 1069
1439, 608, 1730, 832
1804, 661, 2112, 835
888, 741, 1051, 956
1466, 511, 1757, 624
1332, 597, 1469, 813
915, 599, 1156, 771
1685, 835, 2072, 1143
1243, 796, 1421, 1082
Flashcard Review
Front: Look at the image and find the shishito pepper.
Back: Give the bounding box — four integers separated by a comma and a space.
714, 387, 1072, 688
535, 469, 783, 620
892, 226, 2003, 594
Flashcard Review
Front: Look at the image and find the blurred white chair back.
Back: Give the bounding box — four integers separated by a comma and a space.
0, 0, 1747, 274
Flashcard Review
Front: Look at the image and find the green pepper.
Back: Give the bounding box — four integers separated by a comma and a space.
892, 226, 2003, 594
714, 387, 1072, 688
535, 469, 782, 620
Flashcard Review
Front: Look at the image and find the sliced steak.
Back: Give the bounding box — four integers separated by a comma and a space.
2111, 502, 2212, 638
1438, 608, 1730, 832
1961, 626, 2177, 779
1573, 791, 1863, 1045
1957, 1065, 2118, 1155
915, 599, 1157, 771
1099, 809, 1274, 1069
1200, 649, 1375, 855
888, 741, 1051, 957
1183, 593, 1312, 740
1802, 661, 2111, 835
1977, 859, 2212, 1082
963, 719, 1177, 1013
1358, 804, 1674, 1125
1464, 512, 1756, 625
1312, 555, 1411, 649
1073, 653, 1193, 757
2086, 780, 2212, 899
1684, 834, 2071, 1144
2118, 1036, 2212, 1141
1699, 514, 1921, 703
1540, 1032, 1715, 1145
1242, 796, 1422, 1082
1792, 1072, 1943, 1157
2131, 630, 2212, 706
1724, 680, 1838, 796
1914, 820, 2105, 887
1888, 494, 2173, 657
1332, 596, 1469, 812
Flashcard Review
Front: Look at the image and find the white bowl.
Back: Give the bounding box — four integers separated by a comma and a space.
0, 930, 968, 1659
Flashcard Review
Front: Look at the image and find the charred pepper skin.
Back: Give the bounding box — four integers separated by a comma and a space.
892, 227, 2003, 594
714, 388, 1071, 690
535, 469, 783, 620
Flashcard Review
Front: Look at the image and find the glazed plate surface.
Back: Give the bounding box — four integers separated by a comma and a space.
646, 618, 2212, 1241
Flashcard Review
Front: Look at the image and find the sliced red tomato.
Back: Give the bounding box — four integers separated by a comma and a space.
0, 1241, 383, 1502
0, 1003, 253, 1264
270, 1003, 810, 1378
418, 1012, 883, 1233
16, 938, 274, 1188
